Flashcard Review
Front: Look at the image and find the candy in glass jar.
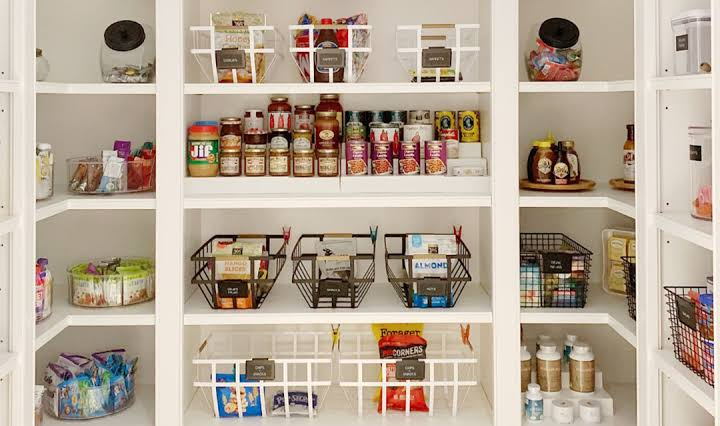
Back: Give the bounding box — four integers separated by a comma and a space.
526, 18, 582, 81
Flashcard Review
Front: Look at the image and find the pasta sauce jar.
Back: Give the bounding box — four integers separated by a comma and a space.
294, 105, 315, 131
315, 111, 340, 150
316, 94, 343, 139
268, 96, 292, 130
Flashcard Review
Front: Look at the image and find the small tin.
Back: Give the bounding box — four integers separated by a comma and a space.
345, 122, 366, 142
403, 124, 433, 143
408, 110, 432, 125
425, 140, 448, 175
440, 128, 460, 159
269, 129, 291, 150
371, 142, 393, 175
369, 123, 400, 144
458, 110, 481, 142
385, 110, 407, 125
399, 141, 421, 175
367, 110, 385, 125
345, 140, 369, 176
434, 111, 456, 139
292, 129, 313, 151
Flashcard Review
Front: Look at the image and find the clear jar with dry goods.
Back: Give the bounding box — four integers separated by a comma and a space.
293, 149, 315, 177
269, 148, 291, 176
317, 149, 339, 177
244, 146, 267, 176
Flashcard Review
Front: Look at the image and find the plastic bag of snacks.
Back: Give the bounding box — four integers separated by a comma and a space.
372, 324, 429, 413
212, 12, 266, 83
271, 390, 318, 416
214, 373, 262, 417
35, 258, 53, 322
68, 258, 155, 307
526, 18, 582, 81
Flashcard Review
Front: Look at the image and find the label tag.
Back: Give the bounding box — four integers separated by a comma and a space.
676, 34, 689, 52
318, 280, 350, 298
422, 47, 452, 68
689, 144, 702, 162
316, 49, 346, 69
218, 281, 249, 298
542, 253, 573, 274
216, 49, 246, 70
395, 360, 425, 380
417, 280, 448, 296
246, 358, 275, 380
676, 295, 697, 331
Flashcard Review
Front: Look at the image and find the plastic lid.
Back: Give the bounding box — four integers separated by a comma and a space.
539, 343, 557, 352
539, 18, 580, 49
565, 334, 577, 343
536, 140, 552, 148
193, 120, 218, 126
527, 383, 541, 393
37, 143, 52, 150
270, 96, 289, 102
572, 342, 591, 354
320, 94, 340, 100
673, 9, 711, 22
320, 18, 333, 25
104, 20, 146, 52
188, 125, 218, 134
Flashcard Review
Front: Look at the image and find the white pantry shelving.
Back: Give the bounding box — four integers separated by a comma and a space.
654, 349, 714, 415
519, 80, 635, 93
0, 79, 20, 93
649, 74, 712, 91
42, 384, 155, 426
520, 183, 636, 219
35, 190, 156, 221
185, 82, 492, 95
654, 212, 714, 251
0, 352, 18, 379
35, 82, 156, 95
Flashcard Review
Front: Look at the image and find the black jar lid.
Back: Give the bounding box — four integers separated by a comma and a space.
104, 20, 146, 52
539, 18, 580, 49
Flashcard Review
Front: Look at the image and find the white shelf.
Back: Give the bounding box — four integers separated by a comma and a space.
519, 80, 634, 93
35, 82, 156, 95
0, 215, 18, 234
654, 349, 714, 415
184, 82, 491, 95
654, 212, 713, 251
36, 191, 156, 221
521, 284, 636, 348
36, 284, 155, 350
520, 183, 635, 219
43, 384, 154, 426
0, 80, 20, 93
185, 281, 492, 325
185, 382, 493, 426
649, 74, 711, 91
0, 352, 17, 378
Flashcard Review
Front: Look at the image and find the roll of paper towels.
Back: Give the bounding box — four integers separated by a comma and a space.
552, 399, 574, 424
579, 399, 602, 423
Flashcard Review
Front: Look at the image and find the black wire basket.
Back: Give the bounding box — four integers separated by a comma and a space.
191, 234, 288, 309
665, 286, 714, 387
621, 256, 636, 320
520, 233, 593, 308
291, 233, 376, 308
385, 233, 471, 308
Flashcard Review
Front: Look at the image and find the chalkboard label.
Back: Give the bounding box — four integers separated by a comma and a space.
676, 34, 689, 52
315, 49, 346, 69
318, 280, 350, 298
216, 49, 246, 70
395, 360, 425, 380
422, 47, 452, 68
246, 359, 275, 381
218, 281, 249, 298
676, 295, 697, 331
417, 280, 447, 296
542, 253, 573, 274
689, 144, 702, 162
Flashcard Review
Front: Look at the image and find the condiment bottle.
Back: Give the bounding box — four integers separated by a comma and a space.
561, 140, 580, 184
532, 140, 556, 184
314, 18, 344, 83
527, 140, 542, 182
525, 383, 544, 422
623, 124, 635, 184
569, 342, 595, 393
536, 344, 561, 393
563, 334, 577, 364
521, 344, 532, 392
553, 142, 570, 185
316, 94, 344, 140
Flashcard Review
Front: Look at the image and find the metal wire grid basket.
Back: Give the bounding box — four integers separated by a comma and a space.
191, 234, 287, 309
621, 256, 637, 320
664, 286, 714, 387
384, 234, 471, 308
520, 233, 593, 308
291, 233, 376, 309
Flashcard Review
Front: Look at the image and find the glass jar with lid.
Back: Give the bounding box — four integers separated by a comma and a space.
220, 117, 242, 150
689, 126, 712, 220
317, 149, 339, 177
101, 20, 155, 83
316, 94, 344, 139
244, 145, 267, 177
268, 96, 292, 130
36, 143, 54, 200
293, 149, 315, 177
315, 111, 340, 150
269, 148, 291, 176
294, 105, 315, 131
526, 18, 582, 81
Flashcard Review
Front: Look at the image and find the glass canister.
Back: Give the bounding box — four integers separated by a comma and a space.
101, 20, 155, 83
689, 126, 712, 221
526, 18, 582, 81
36, 143, 53, 200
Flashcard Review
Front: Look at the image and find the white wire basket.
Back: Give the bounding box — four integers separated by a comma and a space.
289, 24, 372, 83
190, 14, 280, 84
396, 24, 481, 83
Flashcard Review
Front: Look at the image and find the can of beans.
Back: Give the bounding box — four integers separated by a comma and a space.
371, 142, 393, 175
434, 111, 456, 139
440, 128, 460, 159
399, 141, 421, 175
458, 110, 481, 142
345, 140, 368, 176
425, 140, 448, 175
367, 110, 385, 126
385, 110, 407, 125
408, 110, 432, 125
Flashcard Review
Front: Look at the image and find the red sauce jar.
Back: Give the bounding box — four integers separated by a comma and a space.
244, 110, 264, 133
294, 105, 315, 131
315, 111, 340, 150
316, 94, 343, 140
268, 96, 291, 130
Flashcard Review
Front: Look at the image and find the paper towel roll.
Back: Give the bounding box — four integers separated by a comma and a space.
552, 399, 574, 424
579, 399, 602, 423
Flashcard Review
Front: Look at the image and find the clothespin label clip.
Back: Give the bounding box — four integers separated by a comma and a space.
453, 226, 463, 244
369, 225, 379, 243
460, 324, 474, 352
331, 324, 341, 352
282, 226, 292, 243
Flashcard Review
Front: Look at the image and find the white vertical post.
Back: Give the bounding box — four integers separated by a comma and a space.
347, 27, 354, 83
309, 27, 315, 83
491, 0, 520, 425
711, 0, 720, 423
455, 26, 462, 83
249, 28, 257, 84
416, 28, 422, 84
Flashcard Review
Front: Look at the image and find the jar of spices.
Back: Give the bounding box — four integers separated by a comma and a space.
316, 94, 343, 139
220, 117, 243, 150
268, 96, 292, 130
561, 140, 580, 184
244, 146, 267, 176
294, 105, 315, 131
269, 128, 291, 150
219, 148, 241, 176
293, 129, 313, 151
317, 149, 339, 177
293, 149, 315, 177
532, 140, 556, 184
315, 111, 340, 150
188, 125, 219, 177
244, 131, 268, 150
269, 148, 291, 176
244, 110, 264, 133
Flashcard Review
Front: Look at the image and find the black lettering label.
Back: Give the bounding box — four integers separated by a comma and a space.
417, 280, 448, 296
218, 281, 249, 298
395, 360, 426, 380
246, 359, 275, 380
689, 144, 702, 162
318, 281, 350, 298
542, 253, 573, 274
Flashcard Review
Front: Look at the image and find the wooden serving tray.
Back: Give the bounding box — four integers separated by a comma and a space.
519, 179, 596, 192
609, 178, 635, 191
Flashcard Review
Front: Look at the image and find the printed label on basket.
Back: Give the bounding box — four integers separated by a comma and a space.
542, 253, 573, 274
316, 49, 346, 69
217, 281, 250, 298
690, 144, 702, 162
676, 34, 689, 52
216, 49, 246, 69
676, 295, 698, 331
422, 47, 452, 68
417, 280, 448, 296
395, 360, 426, 380
318, 280, 351, 298
246, 359, 275, 381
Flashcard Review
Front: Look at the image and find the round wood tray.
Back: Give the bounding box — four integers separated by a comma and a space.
609, 178, 635, 191
519, 179, 596, 192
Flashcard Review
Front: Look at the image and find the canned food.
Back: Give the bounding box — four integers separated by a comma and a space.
345, 140, 368, 176
403, 124, 433, 143
345, 122, 366, 142
408, 110, 432, 125
345, 110, 366, 125
458, 110, 481, 142
385, 110, 407, 125
369, 123, 400, 144
269, 129, 291, 150
440, 129, 460, 159
292, 129, 312, 151
371, 142, 393, 175
425, 141, 448, 175
434, 111, 456, 139
399, 141, 420, 175
367, 110, 385, 125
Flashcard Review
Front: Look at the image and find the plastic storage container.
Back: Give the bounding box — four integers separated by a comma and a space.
67, 156, 155, 194
36, 143, 53, 200
526, 18, 582, 81
689, 126, 712, 221
101, 20, 155, 83
67, 258, 155, 307
672, 10, 712, 75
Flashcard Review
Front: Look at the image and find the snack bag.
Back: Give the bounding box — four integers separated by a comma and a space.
215, 373, 262, 417
271, 391, 318, 416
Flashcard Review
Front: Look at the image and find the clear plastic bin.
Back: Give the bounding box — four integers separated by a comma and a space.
67, 156, 155, 195
689, 126, 712, 221
672, 10, 711, 75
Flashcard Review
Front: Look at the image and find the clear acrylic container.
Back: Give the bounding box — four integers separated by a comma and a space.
67, 156, 155, 194
689, 126, 712, 221
672, 10, 712, 75
101, 20, 155, 83
36, 143, 53, 200
526, 18, 582, 81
